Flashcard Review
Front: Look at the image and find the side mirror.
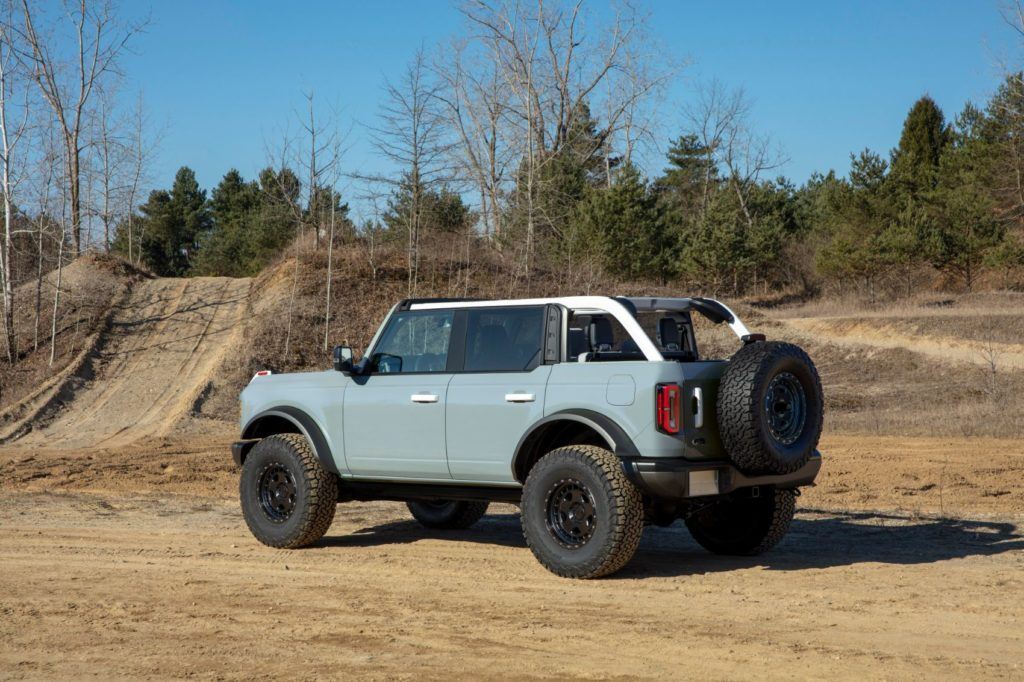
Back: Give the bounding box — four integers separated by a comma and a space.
333, 345, 354, 372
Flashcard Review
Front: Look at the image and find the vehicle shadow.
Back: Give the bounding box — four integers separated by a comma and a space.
320, 507, 1024, 578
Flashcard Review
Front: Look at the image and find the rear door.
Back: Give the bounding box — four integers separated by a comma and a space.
344, 308, 455, 479
445, 306, 556, 483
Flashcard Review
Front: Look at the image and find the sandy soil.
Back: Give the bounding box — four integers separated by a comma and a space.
1, 276, 1023, 679
1, 431, 1022, 680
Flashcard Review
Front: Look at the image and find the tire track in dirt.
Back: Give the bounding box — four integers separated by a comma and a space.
17, 276, 250, 449
781, 317, 1024, 371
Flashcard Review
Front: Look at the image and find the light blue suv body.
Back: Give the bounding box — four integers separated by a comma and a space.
233, 295, 821, 503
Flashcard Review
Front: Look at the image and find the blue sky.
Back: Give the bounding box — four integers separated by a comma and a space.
116, 1, 1016, 218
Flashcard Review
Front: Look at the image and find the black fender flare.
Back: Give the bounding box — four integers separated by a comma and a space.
511, 409, 640, 482
240, 406, 339, 475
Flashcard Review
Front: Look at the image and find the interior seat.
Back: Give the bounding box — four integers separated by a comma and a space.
589, 317, 615, 352
567, 327, 587, 360
468, 324, 513, 370
658, 318, 681, 351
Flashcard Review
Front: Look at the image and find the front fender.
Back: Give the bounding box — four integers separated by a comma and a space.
240, 406, 339, 475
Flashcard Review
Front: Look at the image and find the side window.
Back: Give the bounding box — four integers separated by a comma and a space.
464, 307, 545, 372
370, 310, 454, 373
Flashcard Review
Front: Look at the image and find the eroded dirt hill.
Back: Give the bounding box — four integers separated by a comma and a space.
6, 276, 249, 448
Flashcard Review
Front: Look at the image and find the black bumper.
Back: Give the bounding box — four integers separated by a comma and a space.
621, 451, 822, 501
231, 440, 258, 467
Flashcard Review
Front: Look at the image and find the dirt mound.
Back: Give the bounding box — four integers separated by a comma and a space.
9, 276, 250, 448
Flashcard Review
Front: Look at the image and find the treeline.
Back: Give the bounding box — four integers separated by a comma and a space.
122, 77, 1024, 299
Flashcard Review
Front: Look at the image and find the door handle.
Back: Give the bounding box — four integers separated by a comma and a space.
505, 393, 536, 403
411, 393, 439, 403
693, 387, 704, 428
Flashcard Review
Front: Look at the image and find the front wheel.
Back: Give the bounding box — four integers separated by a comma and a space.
521, 445, 644, 579
240, 433, 338, 548
684, 489, 796, 556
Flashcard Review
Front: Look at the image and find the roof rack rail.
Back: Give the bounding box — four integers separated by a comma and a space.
397, 297, 481, 311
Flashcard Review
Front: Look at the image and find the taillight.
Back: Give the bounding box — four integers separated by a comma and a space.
656, 383, 681, 434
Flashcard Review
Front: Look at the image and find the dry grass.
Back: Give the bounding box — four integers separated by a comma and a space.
208, 241, 1024, 439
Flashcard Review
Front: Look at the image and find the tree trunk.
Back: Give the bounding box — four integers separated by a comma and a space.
49, 235, 65, 366
69, 142, 82, 254
323, 200, 335, 352
34, 225, 42, 351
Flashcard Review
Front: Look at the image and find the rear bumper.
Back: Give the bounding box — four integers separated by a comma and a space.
620, 451, 822, 501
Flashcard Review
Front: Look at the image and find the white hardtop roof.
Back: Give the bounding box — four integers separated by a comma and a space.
407, 295, 751, 359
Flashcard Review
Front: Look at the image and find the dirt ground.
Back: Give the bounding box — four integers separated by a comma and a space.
1, 431, 1022, 680
1, 273, 1023, 679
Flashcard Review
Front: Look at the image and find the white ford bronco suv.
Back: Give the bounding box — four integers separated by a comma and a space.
233, 296, 823, 578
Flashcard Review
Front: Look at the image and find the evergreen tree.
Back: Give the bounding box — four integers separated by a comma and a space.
815, 150, 902, 292
922, 103, 1004, 290
191, 169, 263, 276
136, 167, 211, 276
383, 178, 474, 238
571, 163, 671, 281
654, 133, 717, 222
889, 95, 950, 197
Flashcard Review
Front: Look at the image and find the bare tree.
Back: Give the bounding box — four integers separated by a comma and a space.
49, 153, 68, 366
16, 0, 142, 255
456, 0, 669, 280
93, 88, 119, 250
299, 90, 341, 250
122, 92, 151, 264
435, 38, 512, 240
32, 133, 58, 351
0, 14, 30, 364
364, 48, 451, 295
323, 135, 347, 351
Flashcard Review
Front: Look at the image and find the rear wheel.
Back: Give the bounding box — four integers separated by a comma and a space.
521, 445, 644, 579
407, 500, 489, 529
240, 433, 338, 548
684, 489, 796, 556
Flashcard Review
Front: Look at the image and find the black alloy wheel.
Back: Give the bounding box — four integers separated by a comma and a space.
258, 463, 297, 522
545, 478, 597, 548
763, 372, 807, 446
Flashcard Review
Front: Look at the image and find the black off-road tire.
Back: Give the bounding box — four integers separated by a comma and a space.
521, 445, 644, 579
718, 341, 824, 475
685, 489, 796, 556
240, 433, 338, 549
407, 500, 490, 529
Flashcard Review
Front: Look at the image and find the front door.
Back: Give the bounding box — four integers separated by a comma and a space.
446, 306, 551, 483
344, 309, 455, 479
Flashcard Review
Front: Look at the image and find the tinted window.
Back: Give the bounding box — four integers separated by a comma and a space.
371, 310, 454, 373
464, 307, 544, 372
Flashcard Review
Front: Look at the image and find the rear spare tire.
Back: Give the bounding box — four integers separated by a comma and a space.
407, 500, 489, 529
717, 341, 823, 475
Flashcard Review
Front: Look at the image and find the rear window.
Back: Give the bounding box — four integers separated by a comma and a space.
464, 307, 545, 372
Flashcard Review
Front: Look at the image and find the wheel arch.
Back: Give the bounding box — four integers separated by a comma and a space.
240, 407, 339, 474
511, 409, 640, 483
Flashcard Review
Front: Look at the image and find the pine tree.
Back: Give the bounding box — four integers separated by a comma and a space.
191, 169, 262, 276
137, 167, 211, 276
571, 163, 671, 281
654, 133, 717, 223
922, 102, 1004, 290
890, 95, 950, 197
